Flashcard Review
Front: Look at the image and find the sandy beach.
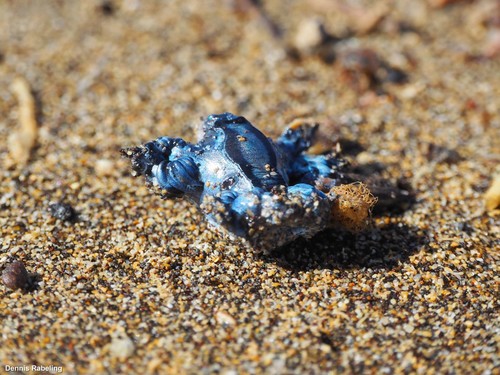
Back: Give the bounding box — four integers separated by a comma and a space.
0, 1, 498, 373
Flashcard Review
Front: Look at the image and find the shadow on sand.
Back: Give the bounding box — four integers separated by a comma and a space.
263, 222, 427, 272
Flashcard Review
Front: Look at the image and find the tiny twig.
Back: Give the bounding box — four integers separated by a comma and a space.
8, 77, 38, 167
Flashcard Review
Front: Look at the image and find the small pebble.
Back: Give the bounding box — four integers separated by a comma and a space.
216, 310, 237, 327
484, 175, 500, 212
95, 159, 114, 176
403, 323, 415, 334
98, 1, 115, 16
109, 334, 135, 359
294, 18, 326, 53
2, 261, 30, 290
49, 202, 75, 221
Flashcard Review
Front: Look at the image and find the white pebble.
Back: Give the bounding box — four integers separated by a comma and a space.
109, 334, 135, 359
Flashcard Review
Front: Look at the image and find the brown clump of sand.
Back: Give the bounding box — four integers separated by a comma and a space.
331, 182, 378, 231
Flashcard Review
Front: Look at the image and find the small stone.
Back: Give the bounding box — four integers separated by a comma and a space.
109, 334, 135, 359
2, 261, 30, 290
403, 323, 415, 334
294, 18, 328, 53
98, 1, 115, 16
484, 175, 500, 212
400, 82, 426, 99
484, 29, 500, 58
49, 202, 76, 221
95, 159, 114, 176
215, 310, 236, 327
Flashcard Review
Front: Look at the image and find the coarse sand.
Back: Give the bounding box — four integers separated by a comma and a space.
0, 1, 498, 373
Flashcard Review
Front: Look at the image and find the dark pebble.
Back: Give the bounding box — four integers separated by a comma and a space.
2, 261, 30, 290
49, 202, 75, 221
98, 1, 115, 16
385, 67, 408, 84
